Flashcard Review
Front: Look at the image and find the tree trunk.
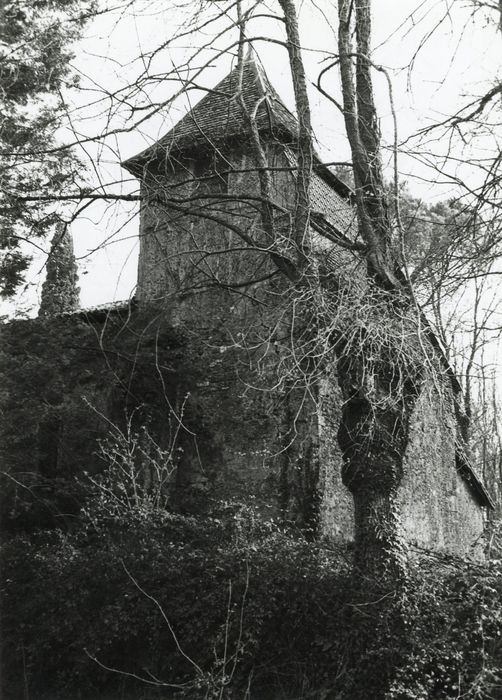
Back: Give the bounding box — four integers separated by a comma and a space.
334, 318, 421, 697
279, 0, 314, 259
335, 326, 418, 576
337, 0, 398, 287
337, 385, 410, 584
334, 0, 421, 585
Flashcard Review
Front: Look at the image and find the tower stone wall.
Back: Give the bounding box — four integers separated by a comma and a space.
118, 58, 493, 555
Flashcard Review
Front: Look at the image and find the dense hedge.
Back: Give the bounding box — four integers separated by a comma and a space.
2, 505, 502, 699
1, 507, 352, 699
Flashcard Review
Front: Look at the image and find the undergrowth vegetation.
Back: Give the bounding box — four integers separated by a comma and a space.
1, 314, 501, 699
2, 501, 502, 699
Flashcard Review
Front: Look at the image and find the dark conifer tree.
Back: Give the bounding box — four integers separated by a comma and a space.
39, 224, 80, 316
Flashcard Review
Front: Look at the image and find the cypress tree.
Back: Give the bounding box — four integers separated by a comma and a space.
39, 224, 80, 316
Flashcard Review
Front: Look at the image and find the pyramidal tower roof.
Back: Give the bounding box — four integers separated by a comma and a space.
122, 55, 299, 174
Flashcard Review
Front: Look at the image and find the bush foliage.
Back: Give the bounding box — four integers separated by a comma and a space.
2, 503, 502, 700
1, 312, 501, 699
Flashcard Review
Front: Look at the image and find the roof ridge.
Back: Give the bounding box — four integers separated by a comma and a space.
52, 299, 135, 318
245, 51, 267, 96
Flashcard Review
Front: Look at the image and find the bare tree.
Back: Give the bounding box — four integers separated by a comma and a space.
4, 3, 502, 698
0, 0, 451, 580
3, 7, 500, 693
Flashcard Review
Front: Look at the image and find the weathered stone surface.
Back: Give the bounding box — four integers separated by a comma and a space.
8, 60, 488, 556
129, 122, 489, 558
399, 384, 485, 558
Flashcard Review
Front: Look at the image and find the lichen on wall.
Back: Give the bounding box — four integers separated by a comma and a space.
317, 370, 354, 542
398, 381, 485, 559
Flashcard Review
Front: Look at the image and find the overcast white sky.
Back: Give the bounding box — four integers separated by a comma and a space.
6, 0, 501, 317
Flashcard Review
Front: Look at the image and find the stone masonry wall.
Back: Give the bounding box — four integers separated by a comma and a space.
399, 382, 485, 558
317, 370, 354, 543
133, 142, 487, 555
135, 146, 324, 524
137, 146, 280, 317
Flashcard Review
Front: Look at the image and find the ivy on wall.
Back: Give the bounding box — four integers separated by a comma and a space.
0, 306, 282, 530
0, 308, 210, 529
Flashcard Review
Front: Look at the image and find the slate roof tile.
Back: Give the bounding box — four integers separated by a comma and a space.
122, 58, 298, 171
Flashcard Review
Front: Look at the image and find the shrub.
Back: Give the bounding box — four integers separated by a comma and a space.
2, 508, 502, 700
389, 557, 502, 699
1, 506, 353, 699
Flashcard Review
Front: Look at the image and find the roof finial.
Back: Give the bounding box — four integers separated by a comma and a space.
244, 41, 254, 62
